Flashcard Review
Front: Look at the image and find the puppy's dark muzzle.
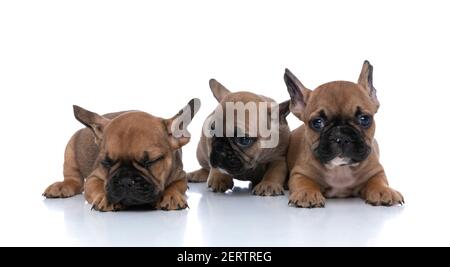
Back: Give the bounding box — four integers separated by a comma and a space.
106, 166, 160, 206
329, 126, 357, 152
210, 138, 244, 174
315, 125, 370, 164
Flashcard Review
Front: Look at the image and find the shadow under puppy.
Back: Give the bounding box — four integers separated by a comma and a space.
43, 99, 200, 211
284, 61, 404, 208
188, 79, 290, 196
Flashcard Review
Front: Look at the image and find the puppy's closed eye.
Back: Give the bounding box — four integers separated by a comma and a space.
101, 156, 116, 169
140, 154, 164, 168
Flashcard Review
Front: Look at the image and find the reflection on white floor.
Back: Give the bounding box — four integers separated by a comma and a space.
1, 180, 448, 246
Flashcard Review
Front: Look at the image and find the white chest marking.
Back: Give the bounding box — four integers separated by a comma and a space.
324, 158, 358, 198
326, 157, 351, 167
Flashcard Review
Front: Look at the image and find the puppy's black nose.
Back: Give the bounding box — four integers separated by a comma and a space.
119, 178, 136, 188
331, 135, 353, 145
330, 126, 355, 145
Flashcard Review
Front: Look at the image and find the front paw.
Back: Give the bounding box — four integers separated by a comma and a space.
91, 194, 123, 212
187, 168, 209, 183
207, 175, 234, 193
252, 181, 284, 196
157, 191, 188, 211
43, 181, 82, 198
289, 190, 325, 208
365, 186, 404, 206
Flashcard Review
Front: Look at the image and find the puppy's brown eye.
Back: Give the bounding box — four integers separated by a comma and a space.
101, 157, 114, 169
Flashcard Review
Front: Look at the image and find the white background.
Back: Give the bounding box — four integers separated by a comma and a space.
0, 0, 449, 246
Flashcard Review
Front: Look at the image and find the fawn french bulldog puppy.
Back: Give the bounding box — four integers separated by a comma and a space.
43, 99, 200, 211
188, 79, 290, 196
285, 61, 404, 207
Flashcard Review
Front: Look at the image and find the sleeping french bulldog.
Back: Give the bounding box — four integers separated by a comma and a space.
43, 99, 200, 211
188, 79, 290, 196
285, 61, 404, 207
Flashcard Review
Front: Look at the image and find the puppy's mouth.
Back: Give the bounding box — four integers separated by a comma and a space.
106, 178, 161, 207
313, 124, 371, 165
209, 137, 250, 176
324, 156, 360, 168
106, 167, 161, 207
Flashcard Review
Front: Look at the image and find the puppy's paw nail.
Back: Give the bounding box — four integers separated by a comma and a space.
289, 190, 325, 208
365, 186, 403, 207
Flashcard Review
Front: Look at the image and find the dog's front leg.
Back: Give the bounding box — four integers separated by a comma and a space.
252, 159, 287, 196
157, 178, 189, 210
84, 169, 123, 212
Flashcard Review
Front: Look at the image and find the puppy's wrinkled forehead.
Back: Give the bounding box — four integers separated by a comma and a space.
307, 81, 377, 117
217, 91, 274, 132
220, 91, 268, 104
103, 112, 168, 159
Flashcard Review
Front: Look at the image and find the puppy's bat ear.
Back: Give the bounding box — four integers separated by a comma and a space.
165, 98, 201, 150
73, 105, 110, 143
209, 79, 231, 102
278, 100, 291, 121
284, 68, 311, 121
358, 60, 380, 109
